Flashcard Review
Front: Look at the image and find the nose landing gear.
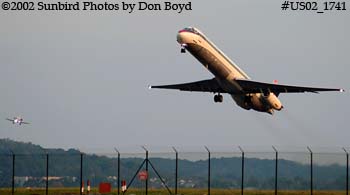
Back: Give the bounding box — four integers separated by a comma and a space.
214, 94, 223, 103
180, 44, 187, 53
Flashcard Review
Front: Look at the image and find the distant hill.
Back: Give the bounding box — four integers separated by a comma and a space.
0, 139, 347, 190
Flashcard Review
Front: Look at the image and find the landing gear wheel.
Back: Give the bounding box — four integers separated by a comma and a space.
180, 44, 187, 53
218, 94, 223, 102
214, 94, 223, 103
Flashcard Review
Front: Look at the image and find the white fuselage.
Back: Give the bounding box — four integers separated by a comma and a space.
13, 118, 23, 124
176, 27, 283, 114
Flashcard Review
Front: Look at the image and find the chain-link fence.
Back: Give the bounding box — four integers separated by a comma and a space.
0, 146, 349, 195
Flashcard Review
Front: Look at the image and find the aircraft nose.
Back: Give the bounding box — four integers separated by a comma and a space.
177, 30, 192, 45
177, 32, 185, 44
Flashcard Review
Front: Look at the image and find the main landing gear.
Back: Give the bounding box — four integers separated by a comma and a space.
214, 94, 223, 103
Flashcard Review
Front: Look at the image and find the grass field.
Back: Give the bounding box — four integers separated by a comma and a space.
0, 188, 347, 195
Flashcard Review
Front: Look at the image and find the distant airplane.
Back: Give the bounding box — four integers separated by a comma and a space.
150, 27, 344, 115
6, 117, 30, 125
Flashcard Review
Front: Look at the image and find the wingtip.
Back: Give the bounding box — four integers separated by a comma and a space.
340, 88, 345, 92
148, 85, 153, 90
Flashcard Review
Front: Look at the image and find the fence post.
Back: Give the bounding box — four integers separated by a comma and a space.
343, 148, 349, 195
205, 146, 210, 195
114, 148, 121, 195
12, 152, 15, 195
307, 147, 313, 195
172, 147, 178, 195
238, 146, 244, 195
272, 146, 278, 195
46, 153, 49, 195
80, 153, 84, 195
142, 146, 149, 195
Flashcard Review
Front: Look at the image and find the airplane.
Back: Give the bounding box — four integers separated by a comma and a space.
150, 27, 344, 115
6, 117, 30, 125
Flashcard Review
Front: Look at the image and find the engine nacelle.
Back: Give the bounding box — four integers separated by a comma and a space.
232, 93, 283, 114
233, 94, 265, 111
249, 94, 268, 112
264, 93, 283, 110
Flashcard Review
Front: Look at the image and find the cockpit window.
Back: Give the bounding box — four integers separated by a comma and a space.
184, 27, 199, 35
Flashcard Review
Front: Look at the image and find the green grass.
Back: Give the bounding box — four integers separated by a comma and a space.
0, 188, 347, 195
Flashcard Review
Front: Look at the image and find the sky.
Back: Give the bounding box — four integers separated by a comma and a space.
0, 0, 349, 153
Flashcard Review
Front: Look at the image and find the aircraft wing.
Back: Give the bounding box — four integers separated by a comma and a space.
235, 79, 344, 94
150, 78, 225, 93
6, 118, 14, 122
22, 122, 30, 124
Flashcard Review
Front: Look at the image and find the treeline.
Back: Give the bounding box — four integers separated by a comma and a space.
0, 139, 347, 190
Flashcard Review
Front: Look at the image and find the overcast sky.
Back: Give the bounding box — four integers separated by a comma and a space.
0, 0, 349, 153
